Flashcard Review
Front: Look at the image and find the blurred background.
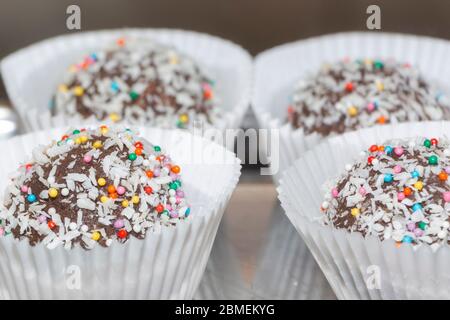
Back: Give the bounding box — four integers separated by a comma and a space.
1, 0, 450, 98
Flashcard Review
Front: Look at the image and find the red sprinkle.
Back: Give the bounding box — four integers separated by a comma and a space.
117, 229, 128, 239
144, 186, 153, 195
48, 220, 56, 229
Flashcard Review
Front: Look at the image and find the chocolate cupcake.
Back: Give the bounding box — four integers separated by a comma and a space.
322, 136, 450, 249
53, 37, 219, 128
2, 126, 190, 250
287, 59, 448, 137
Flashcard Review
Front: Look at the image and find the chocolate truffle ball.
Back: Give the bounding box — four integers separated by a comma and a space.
53, 37, 219, 128
287, 59, 449, 136
2, 126, 190, 250
322, 137, 450, 249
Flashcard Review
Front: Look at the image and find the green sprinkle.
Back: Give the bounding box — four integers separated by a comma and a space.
428, 155, 438, 165
154, 146, 161, 152
424, 139, 431, 148
128, 153, 137, 161
72, 129, 80, 135
129, 91, 139, 101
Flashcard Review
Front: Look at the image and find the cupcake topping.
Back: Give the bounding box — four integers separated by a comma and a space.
53, 37, 219, 128
323, 137, 450, 250
287, 59, 449, 137
1, 126, 190, 250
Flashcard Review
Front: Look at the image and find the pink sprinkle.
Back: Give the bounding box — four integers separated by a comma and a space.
21, 185, 28, 193
38, 215, 47, 223
394, 147, 404, 156
407, 222, 416, 231
166, 204, 172, 211
414, 229, 424, 237
116, 186, 126, 195
445, 166, 450, 174
367, 102, 375, 112
359, 187, 366, 196
444, 192, 450, 202
331, 188, 339, 198
170, 211, 178, 218
0, 228, 4, 236
83, 155, 92, 163
176, 197, 181, 204
393, 165, 402, 174
153, 168, 160, 177
397, 192, 405, 201
113, 219, 124, 229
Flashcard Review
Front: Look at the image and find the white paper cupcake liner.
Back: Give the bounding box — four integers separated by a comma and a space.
278, 121, 450, 300
252, 203, 335, 300
252, 32, 450, 184
0, 126, 241, 299
0, 28, 252, 134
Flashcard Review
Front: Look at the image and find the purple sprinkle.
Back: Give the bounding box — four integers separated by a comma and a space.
170, 211, 178, 218
153, 168, 160, 177
113, 219, 124, 229
414, 228, 424, 237
406, 222, 416, 232
176, 190, 185, 197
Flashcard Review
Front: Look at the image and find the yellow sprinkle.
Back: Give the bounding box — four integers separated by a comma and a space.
131, 195, 140, 204
97, 178, 106, 187
80, 135, 88, 144
376, 80, 384, 91
58, 84, 68, 93
48, 188, 58, 198
109, 113, 120, 122
351, 208, 360, 217
121, 200, 129, 208
75, 137, 82, 145
414, 181, 423, 191
100, 127, 109, 135
100, 195, 109, 203
73, 86, 84, 96
93, 140, 103, 149
91, 231, 101, 241
347, 106, 358, 117
179, 114, 189, 123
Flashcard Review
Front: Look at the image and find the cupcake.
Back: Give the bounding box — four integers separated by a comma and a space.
252, 33, 450, 183
287, 59, 448, 136
3, 126, 189, 250
1, 29, 252, 133
322, 136, 450, 250
279, 122, 450, 299
53, 37, 219, 129
0, 126, 241, 299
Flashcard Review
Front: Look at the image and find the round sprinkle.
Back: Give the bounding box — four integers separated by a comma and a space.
128, 153, 137, 161
48, 188, 58, 198
351, 208, 360, 216
61, 188, 69, 196
83, 155, 92, 163
116, 186, 126, 195
27, 194, 37, 203
131, 195, 140, 204
117, 229, 128, 239
384, 174, 393, 183
414, 181, 423, 191
429, 155, 438, 165
91, 231, 101, 241
93, 140, 103, 149
97, 178, 106, 186
121, 200, 129, 207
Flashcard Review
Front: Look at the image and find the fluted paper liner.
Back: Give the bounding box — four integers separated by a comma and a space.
252, 32, 450, 184
1, 28, 252, 133
0, 127, 241, 299
278, 121, 450, 299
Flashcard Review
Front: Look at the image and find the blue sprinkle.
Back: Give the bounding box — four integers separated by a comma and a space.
402, 235, 413, 243
385, 146, 393, 154
27, 194, 37, 203
412, 203, 422, 212
90, 53, 98, 61
384, 174, 393, 183
111, 81, 120, 93
185, 207, 191, 217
